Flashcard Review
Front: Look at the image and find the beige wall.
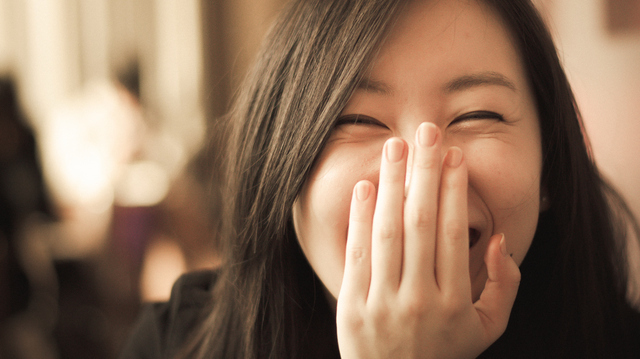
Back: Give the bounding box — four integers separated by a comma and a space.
536, 0, 640, 220
542, 0, 640, 296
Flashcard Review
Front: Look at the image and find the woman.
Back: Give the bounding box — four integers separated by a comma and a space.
121, 0, 640, 358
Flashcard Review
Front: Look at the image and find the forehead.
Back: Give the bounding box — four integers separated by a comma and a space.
365, 0, 527, 94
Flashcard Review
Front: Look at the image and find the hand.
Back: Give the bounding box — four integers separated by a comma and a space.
336, 123, 521, 359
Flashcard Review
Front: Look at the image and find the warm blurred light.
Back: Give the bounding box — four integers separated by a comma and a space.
34, 81, 143, 258
45, 115, 115, 212
115, 161, 169, 207
38, 81, 142, 212
139, 237, 187, 302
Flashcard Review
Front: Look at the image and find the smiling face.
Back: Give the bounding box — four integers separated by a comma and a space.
292, 0, 542, 303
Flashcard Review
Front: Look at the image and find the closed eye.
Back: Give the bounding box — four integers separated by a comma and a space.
334, 114, 388, 128
450, 110, 504, 125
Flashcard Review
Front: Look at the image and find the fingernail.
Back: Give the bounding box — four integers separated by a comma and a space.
385, 138, 405, 162
417, 123, 437, 147
499, 233, 508, 257
445, 147, 463, 167
355, 181, 370, 201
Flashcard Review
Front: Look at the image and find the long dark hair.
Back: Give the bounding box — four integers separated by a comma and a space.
183, 1, 403, 358
185, 0, 640, 358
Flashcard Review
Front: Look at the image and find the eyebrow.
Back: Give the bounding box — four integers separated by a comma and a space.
356, 78, 393, 95
444, 71, 517, 93
356, 71, 517, 96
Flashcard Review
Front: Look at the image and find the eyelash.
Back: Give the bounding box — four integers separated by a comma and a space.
450, 110, 504, 124
334, 114, 386, 127
334, 111, 504, 128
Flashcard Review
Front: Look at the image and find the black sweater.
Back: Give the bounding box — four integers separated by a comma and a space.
119, 270, 215, 359
121, 268, 640, 358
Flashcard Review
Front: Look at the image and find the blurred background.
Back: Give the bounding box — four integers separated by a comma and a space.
0, 0, 638, 358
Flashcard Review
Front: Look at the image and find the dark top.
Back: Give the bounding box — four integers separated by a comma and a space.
121, 268, 640, 358
119, 270, 215, 359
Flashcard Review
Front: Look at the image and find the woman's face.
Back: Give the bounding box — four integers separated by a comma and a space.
292, 0, 542, 303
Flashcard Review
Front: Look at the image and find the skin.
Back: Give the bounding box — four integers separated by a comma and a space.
292, 0, 541, 356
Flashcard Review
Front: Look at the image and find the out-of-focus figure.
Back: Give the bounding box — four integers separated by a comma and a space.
0, 77, 59, 359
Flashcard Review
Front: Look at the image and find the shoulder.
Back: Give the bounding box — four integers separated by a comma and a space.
119, 270, 217, 359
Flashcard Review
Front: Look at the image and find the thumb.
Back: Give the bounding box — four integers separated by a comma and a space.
473, 233, 521, 341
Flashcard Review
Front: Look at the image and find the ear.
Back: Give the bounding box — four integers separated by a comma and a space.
539, 186, 551, 212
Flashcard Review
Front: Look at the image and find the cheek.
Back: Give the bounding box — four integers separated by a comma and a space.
465, 139, 541, 300
292, 145, 381, 297
466, 140, 542, 260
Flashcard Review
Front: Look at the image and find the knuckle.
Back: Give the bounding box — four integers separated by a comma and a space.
367, 300, 390, 325
346, 246, 367, 264
338, 308, 365, 331
380, 169, 405, 185
376, 224, 399, 241
440, 292, 467, 319
350, 204, 373, 223
414, 153, 440, 171
406, 207, 436, 229
441, 222, 465, 240
400, 293, 430, 318
442, 173, 464, 190
349, 210, 370, 224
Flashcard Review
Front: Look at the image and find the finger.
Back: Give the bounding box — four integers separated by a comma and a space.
402, 123, 441, 289
370, 137, 407, 296
436, 147, 470, 294
340, 180, 377, 304
474, 233, 521, 341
